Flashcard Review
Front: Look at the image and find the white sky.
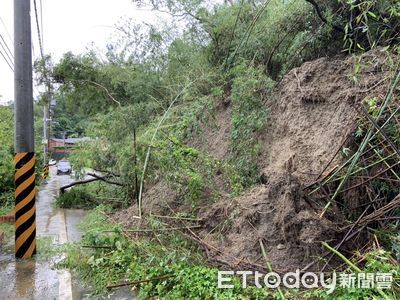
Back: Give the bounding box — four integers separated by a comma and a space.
0, 0, 165, 104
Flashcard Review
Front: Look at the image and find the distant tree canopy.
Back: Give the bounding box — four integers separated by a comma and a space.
30, 0, 400, 197
45, 0, 400, 116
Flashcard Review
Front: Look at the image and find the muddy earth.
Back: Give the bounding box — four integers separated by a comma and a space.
113, 49, 391, 273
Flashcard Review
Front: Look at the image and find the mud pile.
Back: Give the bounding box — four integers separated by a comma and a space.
196, 50, 390, 271
117, 50, 390, 272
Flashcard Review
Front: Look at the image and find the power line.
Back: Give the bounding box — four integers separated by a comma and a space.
0, 15, 15, 72
33, 0, 50, 94
33, 0, 44, 58
0, 15, 13, 44
0, 14, 39, 100
40, 0, 44, 49
0, 40, 13, 66
0, 33, 14, 70
0, 47, 13, 72
0, 33, 13, 59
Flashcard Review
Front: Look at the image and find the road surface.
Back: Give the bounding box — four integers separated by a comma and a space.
0, 167, 86, 300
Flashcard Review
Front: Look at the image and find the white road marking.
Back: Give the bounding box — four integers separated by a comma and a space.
58, 184, 73, 300
58, 269, 73, 300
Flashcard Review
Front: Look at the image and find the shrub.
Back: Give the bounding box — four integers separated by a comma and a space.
229, 63, 273, 190
56, 187, 95, 209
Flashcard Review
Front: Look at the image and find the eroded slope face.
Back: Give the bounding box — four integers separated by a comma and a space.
199, 50, 390, 271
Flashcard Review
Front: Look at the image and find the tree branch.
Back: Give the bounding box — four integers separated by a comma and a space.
305, 0, 344, 33
58, 79, 122, 106
87, 173, 124, 186
83, 80, 121, 106
60, 173, 124, 194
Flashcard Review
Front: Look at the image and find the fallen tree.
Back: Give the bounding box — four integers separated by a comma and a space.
60, 173, 124, 194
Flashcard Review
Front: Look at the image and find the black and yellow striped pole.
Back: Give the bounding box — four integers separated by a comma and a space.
15, 153, 36, 258
14, 0, 36, 258
42, 164, 49, 180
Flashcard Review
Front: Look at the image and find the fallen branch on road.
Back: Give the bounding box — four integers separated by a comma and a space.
60, 173, 124, 194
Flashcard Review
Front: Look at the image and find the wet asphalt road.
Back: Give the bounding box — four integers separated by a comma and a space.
0, 167, 86, 300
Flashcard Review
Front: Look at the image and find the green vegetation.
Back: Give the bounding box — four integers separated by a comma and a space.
61, 206, 272, 299
0, 106, 14, 208
56, 187, 96, 209
229, 63, 272, 190
0, 0, 396, 298
0, 103, 45, 209
304, 249, 400, 299
37, 0, 399, 205
56, 182, 126, 209
63, 207, 400, 299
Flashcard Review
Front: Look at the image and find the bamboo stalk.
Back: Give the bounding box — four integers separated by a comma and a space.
322, 242, 390, 299
339, 161, 400, 194
321, 204, 371, 272
320, 152, 396, 185
150, 213, 203, 222
320, 68, 400, 217
259, 239, 285, 300
370, 144, 400, 181
133, 127, 139, 204
309, 105, 400, 195
361, 105, 400, 158
125, 225, 202, 233
107, 275, 174, 289
137, 79, 197, 217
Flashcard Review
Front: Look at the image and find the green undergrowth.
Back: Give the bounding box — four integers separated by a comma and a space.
56, 182, 126, 209
303, 250, 400, 299
60, 206, 400, 299
229, 63, 273, 192
0, 205, 14, 248
60, 206, 274, 299
56, 187, 95, 209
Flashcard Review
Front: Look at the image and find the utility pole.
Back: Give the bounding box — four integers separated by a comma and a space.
14, 0, 36, 259
43, 105, 47, 162
42, 103, 49, 183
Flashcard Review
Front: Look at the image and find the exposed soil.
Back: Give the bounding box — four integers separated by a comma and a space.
189, 101, 232, 161
259, 50, 389, 184
115, 49, 391, 272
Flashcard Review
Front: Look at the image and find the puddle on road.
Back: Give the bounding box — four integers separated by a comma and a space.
0, 170, 86, 300
0, 169, 136, 299
0, 254, 59, 300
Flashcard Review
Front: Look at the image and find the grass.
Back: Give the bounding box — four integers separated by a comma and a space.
58, 206, 400, 299
59, 206, 272, 299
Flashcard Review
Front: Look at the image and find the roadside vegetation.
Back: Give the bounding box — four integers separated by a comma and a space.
1, 0, 399, 298
0, 106, 14, 209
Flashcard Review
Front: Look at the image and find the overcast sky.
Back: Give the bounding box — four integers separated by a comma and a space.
0, 0, 164, 104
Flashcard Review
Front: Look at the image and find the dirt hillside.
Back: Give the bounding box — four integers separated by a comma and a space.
116, 50, 390, 272
196, 50, 390, 272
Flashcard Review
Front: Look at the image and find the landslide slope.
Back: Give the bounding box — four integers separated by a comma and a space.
117, 50, 390, 272
197, 50, 390, 272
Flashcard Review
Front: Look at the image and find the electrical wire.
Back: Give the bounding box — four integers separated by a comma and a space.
40, 0, 44, 49
0, 47, 13, 72
0, 33, 13, 59
0, 15, 13, 44
0, 15, 14, 72
0, 38, 14, 70
33, 0, 44, 59
0, 13, 40, 101
33, 0, 51, 94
